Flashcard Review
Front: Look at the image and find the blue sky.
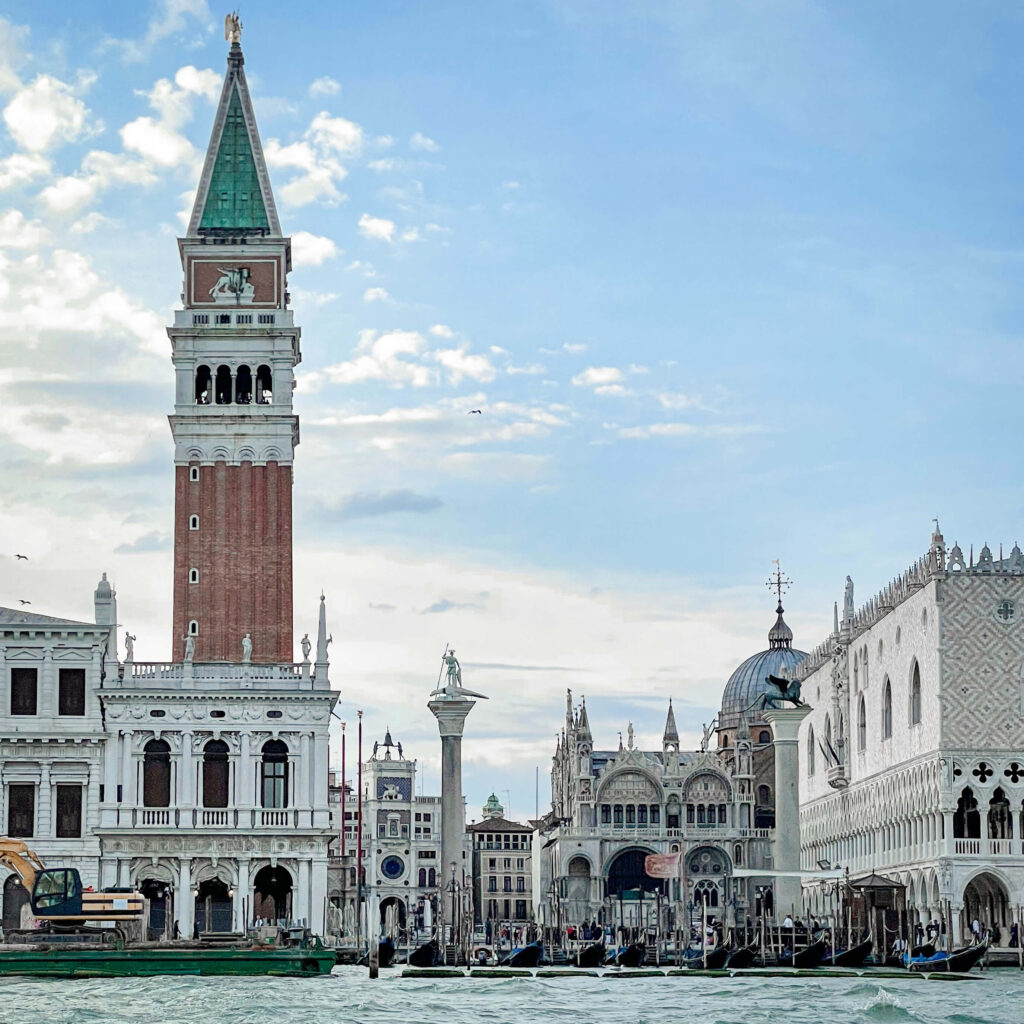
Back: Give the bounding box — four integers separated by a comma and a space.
2, 1, 1024, 816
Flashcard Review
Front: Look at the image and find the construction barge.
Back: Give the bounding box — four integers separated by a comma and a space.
0, 938, 336, 978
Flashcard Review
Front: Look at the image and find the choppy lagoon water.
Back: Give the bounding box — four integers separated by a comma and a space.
2, 966, 1023, 1024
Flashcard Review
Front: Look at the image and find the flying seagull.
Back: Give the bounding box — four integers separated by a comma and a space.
13, 554, 27, 560
18, 599, 31, 605
468, 409, 482, 414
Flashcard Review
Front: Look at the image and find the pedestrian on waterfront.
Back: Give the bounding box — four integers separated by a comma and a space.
972, 918, 981, 941
914, 922, 924, 946
1011, 921, 1019, 948
782, 914, 794, 929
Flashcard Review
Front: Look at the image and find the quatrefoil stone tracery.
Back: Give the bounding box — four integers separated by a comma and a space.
972, 762, 993, 783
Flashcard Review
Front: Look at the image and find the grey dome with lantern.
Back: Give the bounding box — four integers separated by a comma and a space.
719, 602, 807, 731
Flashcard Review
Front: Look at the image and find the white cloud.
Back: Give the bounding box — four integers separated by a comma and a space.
563, 342, 587, 354
40, 150, 158, 213
0, 247, 166, 359
291, 230, 338, 267
594, 384, 631, 396
309, 76, 340, 98
70, 212, 110, 235
400, 227, 421, 243
0, 209, 48, 248
265, 112, 362, 208
657, 391, 703, 410
345, 259, 376, 277
324, 329, 435, 388
506, 363, 546, 376
368, 157, 395, 173
109, 0, 215, 63
0, 152, 50, 190
429, 347, 497, 386
429, 324, 454, 338
571, 366, 624, 388
410, 131, 439, 152
616, 423, 760, 440
0, 17, 29, 94
3, 75, 94, 152
363, 286, 389, 303
358, 212, 396, 242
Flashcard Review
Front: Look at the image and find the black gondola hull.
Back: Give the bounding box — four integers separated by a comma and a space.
828, 938, 873, 968
574, 942, 606, 968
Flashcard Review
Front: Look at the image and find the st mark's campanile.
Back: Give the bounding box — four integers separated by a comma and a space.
168, 40, 298, 663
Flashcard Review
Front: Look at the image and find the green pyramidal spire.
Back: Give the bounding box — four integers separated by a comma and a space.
199, 85, 269, 231
188, 43, 280, 237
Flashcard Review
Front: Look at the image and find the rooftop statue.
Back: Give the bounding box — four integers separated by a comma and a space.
225, 11, 242, 44
429, 648, 488, 701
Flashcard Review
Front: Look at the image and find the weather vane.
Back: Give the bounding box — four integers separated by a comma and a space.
765, 559, 792, 604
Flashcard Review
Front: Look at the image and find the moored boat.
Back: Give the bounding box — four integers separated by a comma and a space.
407, 941, 440, 968
610, 943, 646, 968
777, 938, 827, 969
682, 945, 730, 970
574, 942, 606, 968
906, 941, 988, 973
357, 937, 395, 968
498, 941, 544, 968
725, 943, 758, 969
826, 936, 873, 968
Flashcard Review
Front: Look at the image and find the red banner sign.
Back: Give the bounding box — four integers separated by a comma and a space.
644, 853, 680, 879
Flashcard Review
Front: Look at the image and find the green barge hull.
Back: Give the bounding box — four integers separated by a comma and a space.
0, 945, 336, 978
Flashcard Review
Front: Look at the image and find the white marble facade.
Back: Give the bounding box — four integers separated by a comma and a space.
798, 524, 1024, 940
0, 581, 336, 937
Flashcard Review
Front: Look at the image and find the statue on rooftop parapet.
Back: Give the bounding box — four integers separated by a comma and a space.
300, 633, 311, 661
183, 634, 195, 662
242, 633, 252, 663
124, 632, 136, 662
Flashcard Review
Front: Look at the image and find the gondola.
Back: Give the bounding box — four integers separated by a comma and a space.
682, 945, 730, 970
906, 941, 988, 973
825, 936, 873, 968
357, 936, 396, 968
407, 940, 440, 968
498, 941, 545, 968
777, 938, 827, 969
608, 943, 646, 968
574, 942, 606, 968
725, 942, 758, 969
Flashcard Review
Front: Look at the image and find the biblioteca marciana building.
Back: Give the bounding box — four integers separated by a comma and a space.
799, 524, 1024, 941
0, 35, 337, 938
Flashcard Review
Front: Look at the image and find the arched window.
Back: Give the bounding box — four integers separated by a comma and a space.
235, 365, 252, 404
637, 804, 648, 825
189, 568, 199, 584
418, 868, 426, 887
988, 787, 1012, 840
697, 804, 706, 825
189, 466, 200, 482
758, 730, 771, 745
650, 804, 660, 824
757, 785, 771, 806
910, 662, 922, 726
188, 620, 199, 636
189, 514, 199, 531
882, 679, 892, 739
825, 716, 832, 759
215, 365, 232, 404
733, 844, 742, 866
256, 364, 272, 404
853, 653, 859, 692
428, 868, 436, 887
261, 740, 289, 809
613, 804, 623, 826
202, 739, 229, 808
862, 648, 869, 689
143, 739, 171, 807
194, 365, 211, 404
600, 804, 611, 824
954, 787, 980, 839
858, 696, 866, 750
808, 727, 816, 776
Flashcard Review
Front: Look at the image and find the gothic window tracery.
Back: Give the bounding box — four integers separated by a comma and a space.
882, 679, 892, 739
858, 696, 866, 751
910, 661, 922, 726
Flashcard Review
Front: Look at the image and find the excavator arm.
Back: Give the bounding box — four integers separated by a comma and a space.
0, 839, 45, 894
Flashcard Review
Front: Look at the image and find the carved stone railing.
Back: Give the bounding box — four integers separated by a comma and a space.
114, 661, 316, 689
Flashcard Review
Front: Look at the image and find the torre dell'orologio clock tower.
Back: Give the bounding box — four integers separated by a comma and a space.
168, 36, 298, 663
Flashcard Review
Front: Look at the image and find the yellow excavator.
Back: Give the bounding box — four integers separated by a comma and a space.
0, 839, 144, 936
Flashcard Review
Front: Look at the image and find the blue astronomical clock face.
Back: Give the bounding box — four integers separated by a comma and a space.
381, 856, 404, 880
